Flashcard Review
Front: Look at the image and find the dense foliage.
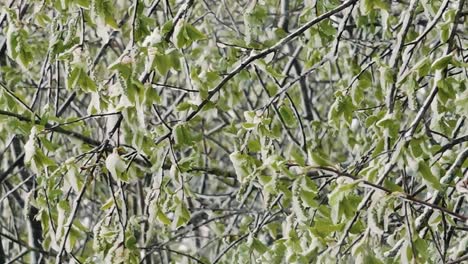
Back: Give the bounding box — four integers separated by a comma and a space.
0, 0, 467, 263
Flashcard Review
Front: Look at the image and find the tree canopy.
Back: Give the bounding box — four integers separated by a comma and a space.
0, 0, 467, 263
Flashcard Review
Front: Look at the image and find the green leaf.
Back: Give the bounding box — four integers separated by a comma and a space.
279, 105, 296, 128
161, 20, 173, 35
313, 219, 345, 235
319, 21, 336, 36
328, 93, 356, 125
384, 179, 403, 192
173, 123, 193, 146
300, 190, 318, 208
82, 72, 97, 92
360, 0, 390, 14
184, 23, 206, 41
174, 21, 187, 49
153, 53, 171, 76
6, 26, 19, 59
125, 235, 138, 250
413, 237, 429, 260
75, 0, 90, 8
157, 210, 171, 226
176, 102, 196, 112
309, 150, 334, 167
247, 139, 261, 152
67, 67, 82, 90
440, 23, 450, 43
173, 20, 205, 49
328, 181, 360, 223
100, 198, 114, 211
363, 255, 384, 264
102, 2, 118, 29
418, 160, 442, 190
18, 46, 33, 67
174, 202, 191, 228
251, 238, 268, 254
431, 54, 452, 71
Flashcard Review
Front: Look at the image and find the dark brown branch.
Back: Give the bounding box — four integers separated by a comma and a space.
0, 110, 101, 147
436, 135, 468, 155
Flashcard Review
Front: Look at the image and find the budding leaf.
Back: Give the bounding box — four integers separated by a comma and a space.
105, 149, 127, 181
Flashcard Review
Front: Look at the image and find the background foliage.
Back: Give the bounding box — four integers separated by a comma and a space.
0, 0, 467, 263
